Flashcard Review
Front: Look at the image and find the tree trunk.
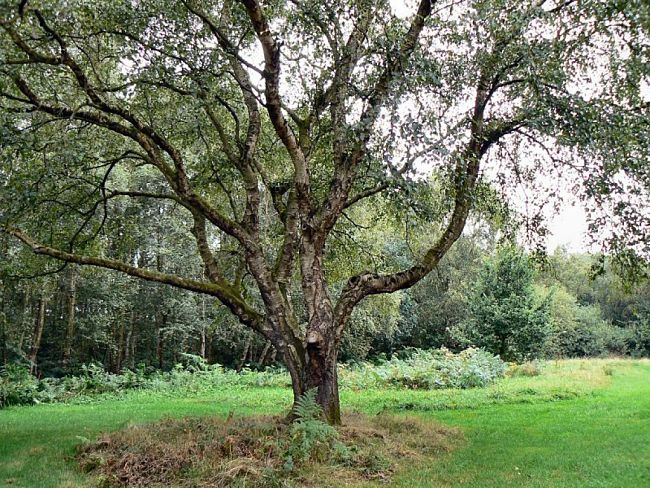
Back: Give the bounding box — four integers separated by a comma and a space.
293, 233, 343, 425
282, 337, 341, 425
199, 295, 207, 359
17, 286, 32, 353
62, 267, 77, 365
157, 313, 166, 370
305, 343, 340, 425
124, 311, 134, 370
0, 279, 7, 367
29, 297, 47, 375
237, 334, 252, 372
116, 320, 126, 372
258, 341, 271, 366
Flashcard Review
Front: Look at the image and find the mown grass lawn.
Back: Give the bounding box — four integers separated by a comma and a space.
1, 359, 649, 487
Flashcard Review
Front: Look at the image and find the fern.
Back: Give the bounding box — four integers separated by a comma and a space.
292, 388, 322, 422
284, 388, 343, 470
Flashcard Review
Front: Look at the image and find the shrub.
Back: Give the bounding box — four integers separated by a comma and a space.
0, 364, 48, 407
1, 347, 506, 409
339, 347, 506, 390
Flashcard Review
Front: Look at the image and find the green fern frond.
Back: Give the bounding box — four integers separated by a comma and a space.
293, 388, 322, 422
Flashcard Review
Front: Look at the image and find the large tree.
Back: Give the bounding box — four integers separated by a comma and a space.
1, 0, 648, 423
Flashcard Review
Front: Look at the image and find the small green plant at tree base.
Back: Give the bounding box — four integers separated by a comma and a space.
284, 389, 347, 471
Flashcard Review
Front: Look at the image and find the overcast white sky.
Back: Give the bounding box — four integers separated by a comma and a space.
547, 205, 589, 252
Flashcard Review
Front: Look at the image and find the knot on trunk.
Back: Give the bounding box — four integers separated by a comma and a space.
306, 330, 323, 346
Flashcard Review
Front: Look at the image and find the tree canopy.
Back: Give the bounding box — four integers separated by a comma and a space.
1, 0, 649, 423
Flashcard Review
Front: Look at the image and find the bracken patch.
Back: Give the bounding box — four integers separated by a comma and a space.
76, 413, 461, 487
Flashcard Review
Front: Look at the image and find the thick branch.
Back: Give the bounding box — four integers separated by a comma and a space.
239, 0, 312, 217
5, 227, 267, 334
333, 66, 522, 335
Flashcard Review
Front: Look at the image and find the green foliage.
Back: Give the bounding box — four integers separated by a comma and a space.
285, 389, 342, 470
395, 233, 489, 353
544, 286, 633, 358
340, 347, 506, 390
507, 361, 543, 377
627, 320, 650, 357
291, 388, 323, 422
0, 364, 42, 408
454, 246, 551, 361
0, 348, 506, 409
2, 359, 647, 488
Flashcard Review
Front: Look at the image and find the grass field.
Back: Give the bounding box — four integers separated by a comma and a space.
1, 359, 649, 487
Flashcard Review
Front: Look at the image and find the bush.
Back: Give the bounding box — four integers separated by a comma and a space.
0, 364, 48, 407
507, 361, 543, 377
339, 347, 506, 390
549, 321, 631, 358
626, 320, 650, 357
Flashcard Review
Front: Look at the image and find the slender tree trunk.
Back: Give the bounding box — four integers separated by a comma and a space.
258, 341, 271, 366
157, 313, 166, 370
29, 297, 47, 375
0, 239, 6, 366
62, 267, 77, 365
0, 279, 7, 367
206, 330, 214, 363
237, 334, 252, 372
200, 327, 207, 359
17, 286, 32, 353
124, 311, 134, 369
199, 295, 207, 359
116, 320, 126, 372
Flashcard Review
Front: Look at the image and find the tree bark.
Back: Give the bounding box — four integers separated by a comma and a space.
200, 295, 207, 359
237, 334, 252, 372
124, 317, 133, 369
305, 338, 340, 425
17, 286, 32, 353
116, 320, 126, 372
258, 341, 271, 366
0, 279, 7, 367
62, 266, 77, 365
29, 296, 47, 375
156, 312, 166, 370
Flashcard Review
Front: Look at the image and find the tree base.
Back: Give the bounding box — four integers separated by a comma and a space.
77, 413, 461, 487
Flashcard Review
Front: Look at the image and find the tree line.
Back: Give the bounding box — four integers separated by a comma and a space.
2, 225, 648, 377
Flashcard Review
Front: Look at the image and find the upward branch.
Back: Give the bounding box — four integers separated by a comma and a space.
333, 66, 526, 334
239, 0, 312, 218
317, 0, 435, 237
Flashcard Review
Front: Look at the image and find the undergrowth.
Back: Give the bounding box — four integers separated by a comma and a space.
1, 348, 506, 409
76, 390, 461, 487
340, 347, 506, 390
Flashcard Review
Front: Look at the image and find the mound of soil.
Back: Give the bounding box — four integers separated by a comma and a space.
76, 413, 461, 487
